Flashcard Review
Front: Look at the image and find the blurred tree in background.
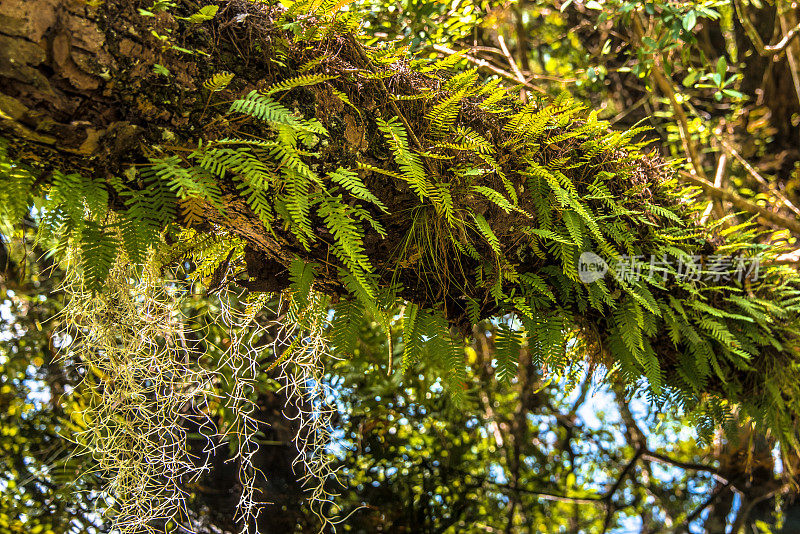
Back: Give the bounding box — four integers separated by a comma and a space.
3, 0, 800, 533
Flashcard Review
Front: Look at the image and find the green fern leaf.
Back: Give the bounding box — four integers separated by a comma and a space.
329, 168, 388, 212
495, 323, 522, 383
81, 221, 119, 292
376, 117, 433, 201
264, 74, 337, 96
203, 71, 234, 92
402, 303, 423, 371
318, 195, 374, 298
472, 212, 500, 254
330, 299, 364, 355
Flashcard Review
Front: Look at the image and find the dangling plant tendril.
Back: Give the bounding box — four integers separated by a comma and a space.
58, 254, 219, 533
58, 250, 342, 533
273, 290, 343, 522
215, 290, 266, 533
216, 285, 344, 530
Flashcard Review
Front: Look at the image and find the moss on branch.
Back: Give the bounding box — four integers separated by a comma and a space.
2, 0, 800, 451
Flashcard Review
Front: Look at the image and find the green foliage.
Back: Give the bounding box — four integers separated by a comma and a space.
80, 221, 120, 292
10, 36, 800, 443
0, 141, 35, 235
330, 167, 388, 212
330, 298, 364, 355
494, 321, 522, 383
263, 74, 337, 95
317, 195, 376, 298
202, 70, 234, 92
376, 116, 433, 201
401, 302, 422, 371
5, 0, 800, 531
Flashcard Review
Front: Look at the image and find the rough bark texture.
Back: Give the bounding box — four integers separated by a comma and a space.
0, 0, 484, 321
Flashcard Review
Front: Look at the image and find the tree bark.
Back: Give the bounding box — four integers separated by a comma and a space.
0, 0, 668, 321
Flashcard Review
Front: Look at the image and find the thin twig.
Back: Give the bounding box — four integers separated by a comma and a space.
600, 448, 643, 534
728, 482, 790, 534
640, 451, 733, 488
733, 0, 800, 56
678, 480, 733, 532
701, 152, 727, 224
492, 482, 606, 505
678, 170, 800, 234
711, 130, 800, 217
497, 33, 528, 103
608, 94, 649, 126
778, 1, 800, 108
431, 44, 550, 92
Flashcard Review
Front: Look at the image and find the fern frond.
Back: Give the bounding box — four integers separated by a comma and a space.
203, 71, 234, 92
376, 117, 433, 201
179, 197, 205, 227
282, 169, 315, 249
471, 211, 500, 255
615, 299, 644, 359
330, 299, 363, 355
426, 90, 465, 137
419, 50, 466, 73
329, 168, 388, 212
495, 323, 522, 383
150, 156, 223, 207
81, 221, 119, 292
230, 91, 327, 136
0, 146, 35, 233
471, 185, 530, 217
317, 195, 374, 297
264, 74, 337, 96
289, 258, 318, 311
402, 303, 423, 371
442, 68, 479, 92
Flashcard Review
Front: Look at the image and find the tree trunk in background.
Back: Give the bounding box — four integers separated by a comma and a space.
190, 389, 313, 533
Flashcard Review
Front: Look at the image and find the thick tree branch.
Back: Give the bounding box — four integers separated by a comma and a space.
3, 0, 800, 448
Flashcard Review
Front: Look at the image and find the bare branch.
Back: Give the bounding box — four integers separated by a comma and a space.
733, 0, 800, 56
711, 131, 800, 217
601, 448, 644, 534
431, 44, 564, 90
678, 480, 733, 533
701, 153, 727, 224
641, 451, 732, 488
497, 33, 528, 103
678, 171, 800, 235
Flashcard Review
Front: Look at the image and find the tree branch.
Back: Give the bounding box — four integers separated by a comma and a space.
631, 13, 707, 180
678, 171, 800, 235
601, 448, 644, 534
640, 451, 731, 487
679, 480, 733, 532
733, 0, 800, 56
431, 44, 551, 91
711, 131, 800, 217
